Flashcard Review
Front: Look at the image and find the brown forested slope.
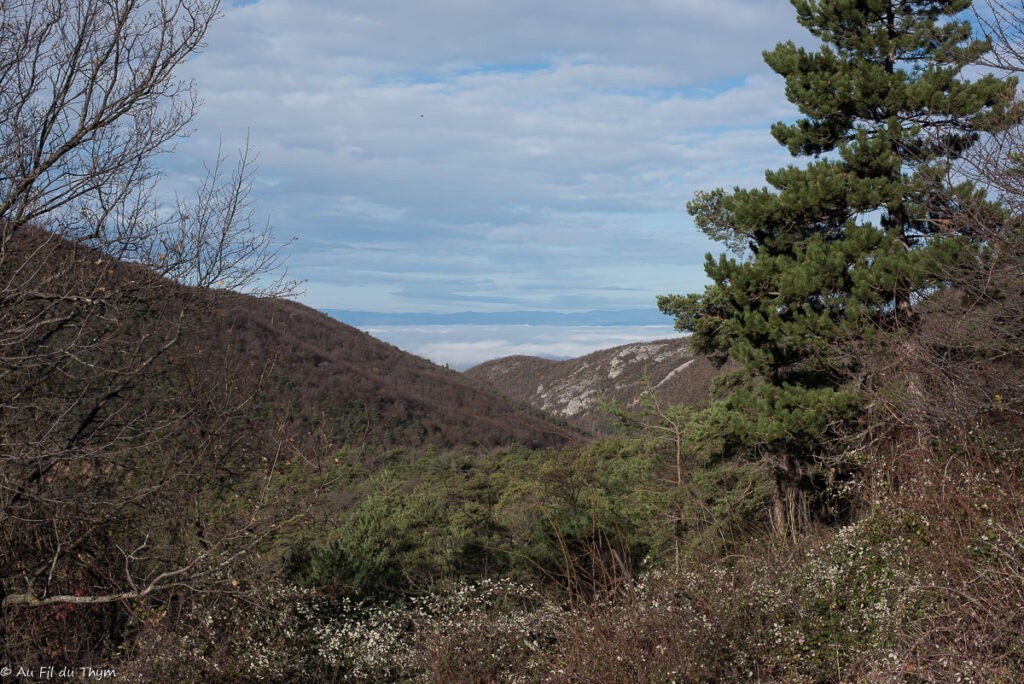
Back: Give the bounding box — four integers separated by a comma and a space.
202, 294, 577, 450
3, 226, 575, 458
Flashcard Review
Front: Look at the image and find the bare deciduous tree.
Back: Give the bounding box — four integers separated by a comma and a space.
0, 0, 212, 227
974, 0, 1024, 74
0, 0, 312, 660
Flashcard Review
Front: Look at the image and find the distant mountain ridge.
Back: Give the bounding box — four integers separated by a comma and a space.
322, 308, 673, 327
464, 338, 724, 434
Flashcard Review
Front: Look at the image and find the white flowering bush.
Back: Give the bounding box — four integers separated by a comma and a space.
234, 584, 417, 680
762, 517, 927, 677
122, 583, 415, 681
403, 578, 566, 681
125, 578, 567, 681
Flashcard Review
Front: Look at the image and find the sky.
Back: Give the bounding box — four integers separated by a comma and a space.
163, 0, 813, 366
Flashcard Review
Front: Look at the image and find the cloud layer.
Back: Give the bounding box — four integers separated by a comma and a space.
362, 323, 681, 371
165, 0, 809, 318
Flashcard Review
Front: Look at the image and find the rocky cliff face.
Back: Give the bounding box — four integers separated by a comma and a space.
464, 338, 724, 434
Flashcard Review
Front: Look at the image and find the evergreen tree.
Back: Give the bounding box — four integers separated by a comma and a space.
659, 0, 1018, 537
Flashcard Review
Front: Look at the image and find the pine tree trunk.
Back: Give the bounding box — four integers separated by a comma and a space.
771, 472, 787, 538
772, 462, 809, 541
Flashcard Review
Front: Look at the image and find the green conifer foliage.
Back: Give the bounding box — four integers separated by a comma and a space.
659, 0, 1018, 537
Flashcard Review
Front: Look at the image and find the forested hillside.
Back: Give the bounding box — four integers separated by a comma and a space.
194, 293, 576, 450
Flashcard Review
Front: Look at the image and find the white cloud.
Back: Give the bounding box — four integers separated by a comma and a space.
363, 324, 681, 370
163, 0, 812, 323
213, 0, 799, 80
324, 196, 407, 222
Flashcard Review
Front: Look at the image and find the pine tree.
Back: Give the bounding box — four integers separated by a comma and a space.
659, 0, 1018, 537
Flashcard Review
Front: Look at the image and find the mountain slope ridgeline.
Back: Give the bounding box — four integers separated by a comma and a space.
465, 338, 725, 433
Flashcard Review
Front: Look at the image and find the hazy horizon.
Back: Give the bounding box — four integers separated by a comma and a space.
321, 307, 678, 369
